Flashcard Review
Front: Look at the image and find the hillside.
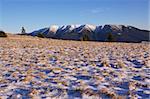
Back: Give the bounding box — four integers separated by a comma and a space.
29, 24, 150, 42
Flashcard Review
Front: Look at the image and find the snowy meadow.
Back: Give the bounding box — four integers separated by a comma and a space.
0, 35, 150, 99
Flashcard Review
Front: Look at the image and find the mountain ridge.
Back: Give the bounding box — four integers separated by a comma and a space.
29, 24, 150, 42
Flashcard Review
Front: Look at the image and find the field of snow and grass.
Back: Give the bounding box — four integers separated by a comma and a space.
0, 34, 150, 99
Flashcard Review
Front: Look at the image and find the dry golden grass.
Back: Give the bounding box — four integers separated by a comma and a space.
0, 34, 149, 98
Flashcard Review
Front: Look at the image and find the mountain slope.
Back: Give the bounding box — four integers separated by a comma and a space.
29, 24, 150, 42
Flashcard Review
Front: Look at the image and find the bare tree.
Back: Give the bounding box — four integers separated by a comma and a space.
21, 27, 26, 34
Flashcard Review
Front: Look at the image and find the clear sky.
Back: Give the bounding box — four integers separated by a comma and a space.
0, 0, 149, 33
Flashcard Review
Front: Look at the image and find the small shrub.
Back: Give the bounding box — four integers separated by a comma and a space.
37, 33, 45, 38
107, 33, 115, 42
81, 34, 90, 41
0, 31, 7, 37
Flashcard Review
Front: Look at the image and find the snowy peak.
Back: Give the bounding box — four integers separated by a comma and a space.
80, 24, 96, 32
82, 24, 96, 30
61, 25, 78, 32
55, 24, 96, 34
103, 24, 122, 31
49, 25, 59, 33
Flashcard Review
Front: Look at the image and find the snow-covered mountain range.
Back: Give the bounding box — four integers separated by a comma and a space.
29, 24, 149, 42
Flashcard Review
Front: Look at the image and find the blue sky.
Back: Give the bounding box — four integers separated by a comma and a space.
0, 0, 149, 33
